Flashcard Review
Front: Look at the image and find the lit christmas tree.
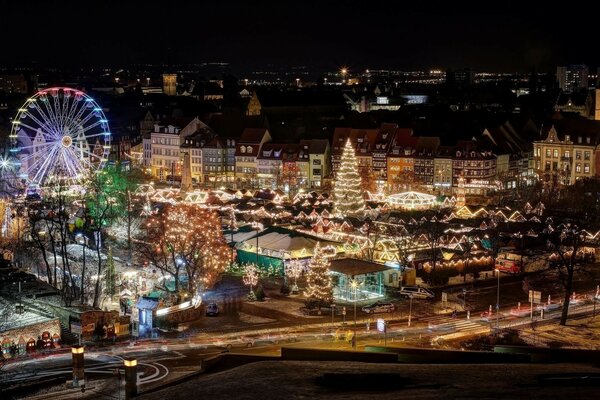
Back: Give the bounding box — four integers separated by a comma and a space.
303, 243, 333, 310
334, 138, 365, 216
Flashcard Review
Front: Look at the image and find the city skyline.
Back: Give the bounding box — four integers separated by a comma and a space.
0, 1, 598, 72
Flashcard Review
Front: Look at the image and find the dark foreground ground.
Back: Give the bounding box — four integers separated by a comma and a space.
139, 360, 600, 400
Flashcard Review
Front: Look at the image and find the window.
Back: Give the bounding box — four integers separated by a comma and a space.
247, 146, 253, 153
553, 149, 558, 158
576, 151, 582, 160
240, 146, 246, 153
546, 149, 551, 157
312, 159, 321, 165
584, 151, 590, 161
584, 164, 590, 173
545, 161, 550, 171
576, 163, 582, 173
552, 162, 558, 171
564, 150, 570, 158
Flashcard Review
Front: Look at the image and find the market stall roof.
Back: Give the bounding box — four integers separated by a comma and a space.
329, 258, 392, 277
237, 226, 341, 253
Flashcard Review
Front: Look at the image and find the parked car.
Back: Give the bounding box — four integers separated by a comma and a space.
361, 301, 396, 314
205, 303, 219, 316
398, 286, 435, 299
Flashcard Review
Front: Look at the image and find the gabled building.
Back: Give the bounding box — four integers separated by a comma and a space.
331, 127, 379, 178
149, 117, 201, 181
532, 120, 600, 187
235, 128, 272, 188
280, 143, 307, 192
371, 123, 398, 185
414, 137, 440, 187
481, 121, 532, 189
433, 146, 454, 193
452, 142, 497, 195
257, 143, 285, 188
386, 129, 418, 191
307, 139, 330, 188
201, 137, 236, 186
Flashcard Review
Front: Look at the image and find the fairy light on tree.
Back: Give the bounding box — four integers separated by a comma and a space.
303, 242, 333, 311
285, 259, 303, 294
334, 138, 365, 216
243, 263, 259, 301
137, 204, 230, 303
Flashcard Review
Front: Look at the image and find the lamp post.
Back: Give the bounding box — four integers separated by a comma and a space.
408, 293, 413, 327
495, 268, 501, 331
123, 358, 137, 399
71, 346, 85, 388
251, 222, 263, 266
351, 279, 358, 349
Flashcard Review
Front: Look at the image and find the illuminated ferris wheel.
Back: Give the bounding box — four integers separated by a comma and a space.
8, 87, 111, 188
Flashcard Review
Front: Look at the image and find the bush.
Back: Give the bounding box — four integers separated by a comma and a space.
255, 285, 265, 301
280, 283, 291, 296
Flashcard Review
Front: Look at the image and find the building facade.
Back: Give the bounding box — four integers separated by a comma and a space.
235, 128, 272, 188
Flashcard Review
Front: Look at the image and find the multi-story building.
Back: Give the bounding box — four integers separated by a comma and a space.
433, 146, 453, 192
180, 138, 203, 184
532, 124, 598, 187
452, 143, 497, 195
413, 137, 440, 187
257, 143, 284, 188
149, 117, 200, 181
331, 127, 378, 179
142, 134, 152, 169
235, 128, 272, 188
481, 122, 533, 189
201, 137, 236, 186
371, 123, 398, 185
386, 129, 418, 191
557, 65, 589, 93
307, 139, 330, 188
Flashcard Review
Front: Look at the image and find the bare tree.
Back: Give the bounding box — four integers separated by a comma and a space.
546, 222, 589, 326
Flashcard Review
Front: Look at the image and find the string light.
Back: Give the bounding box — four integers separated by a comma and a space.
334, 138, 365, 216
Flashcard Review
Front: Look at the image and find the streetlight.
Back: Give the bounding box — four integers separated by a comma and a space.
251, 222, 263, 266
351, 278, 359, 349
408, 293, 413, 327
495, 268, 501, 331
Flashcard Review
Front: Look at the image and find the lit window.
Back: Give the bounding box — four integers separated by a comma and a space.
576, 163, 582, 173
584, 164, 590, 173
553, 149, 558, 158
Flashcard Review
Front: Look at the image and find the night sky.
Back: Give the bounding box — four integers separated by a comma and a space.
0, 0, 596, 72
